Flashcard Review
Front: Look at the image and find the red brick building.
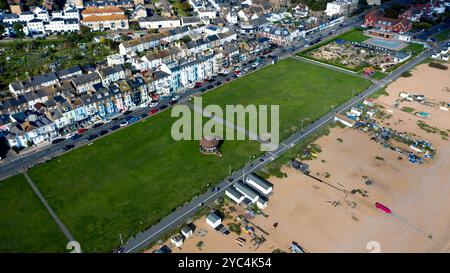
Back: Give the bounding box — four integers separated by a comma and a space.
364, 9, 412, 33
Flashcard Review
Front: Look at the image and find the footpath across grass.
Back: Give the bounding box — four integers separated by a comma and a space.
0, 174, 67, 252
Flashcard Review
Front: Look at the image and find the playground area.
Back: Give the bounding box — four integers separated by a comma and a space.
305, 39, 409, 71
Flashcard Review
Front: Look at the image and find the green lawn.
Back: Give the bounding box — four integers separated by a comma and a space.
0, 174, 67, 252
27, 111, 261, 252
2, 59, 371, 252
431, 28, 450, 42
401, 43, 425, 56
202, 58, 372, 139
338, 29, 370, 43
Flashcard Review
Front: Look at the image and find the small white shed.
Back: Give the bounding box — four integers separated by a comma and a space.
206, 212, 222, 229
170, 234, 184, 247
181, 226, 193, 238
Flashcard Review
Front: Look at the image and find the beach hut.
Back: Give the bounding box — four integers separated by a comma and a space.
334, 113, 355, 128
225, 187, 245, 204
181, 226, 193, 238
206, 212, 222, 229
234, 181, 260, 203
170, 235, 184, 247
245, 173, 273, 195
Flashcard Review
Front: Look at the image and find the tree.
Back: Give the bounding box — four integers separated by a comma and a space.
0, 24, 5, 38
0, 0, 8, 10
12, 22, 25, 38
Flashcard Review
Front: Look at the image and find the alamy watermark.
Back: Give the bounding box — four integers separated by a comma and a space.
171, 97, 280, 152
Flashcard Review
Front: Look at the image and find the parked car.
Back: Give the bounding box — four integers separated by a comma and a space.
172, 95, 180, 101
87, 134, 98, 141
99, 130, 108, 136
70, 134, 82, 141
77, 128, 88, 134
139, 113, 148, 119
63, 144, 75, 151
120, 121, 129, 127
52, 138, 65, 144
149, 102, 158, 107
127, 116, 139, 123
123, 110, 133, 115
170, 100, 178, 105
110, 125, 120, 131
149, 109, 159, 115
159, 105, 168, 110
92, 122, 103, 129
65, 133, 75, 139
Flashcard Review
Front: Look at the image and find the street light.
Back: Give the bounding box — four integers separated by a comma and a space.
300, 117, 309, 131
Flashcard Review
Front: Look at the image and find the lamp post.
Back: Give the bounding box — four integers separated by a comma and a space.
300, 117, 309, 131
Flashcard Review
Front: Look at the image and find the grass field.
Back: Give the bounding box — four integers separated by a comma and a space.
27, 111, 261, 252
0, 174, 67, 252
338, 29, 369, 43
431, 28, 450, 42
1, 58, 371, 252
203, 58, 372, 139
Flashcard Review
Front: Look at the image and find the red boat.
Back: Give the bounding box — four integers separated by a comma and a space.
375, 202, 392, 214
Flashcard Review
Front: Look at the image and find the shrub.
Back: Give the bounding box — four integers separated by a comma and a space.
428, 62, 448, 70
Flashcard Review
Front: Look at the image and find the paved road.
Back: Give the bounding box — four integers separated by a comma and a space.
23, 172, 76, 244
120, 36, 449, 253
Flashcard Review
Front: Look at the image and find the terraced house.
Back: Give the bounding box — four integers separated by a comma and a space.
166, 53, 216, 92
81, 6, 129, 31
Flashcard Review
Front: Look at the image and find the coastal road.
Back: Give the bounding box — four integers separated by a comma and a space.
120, 38, 449, 253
